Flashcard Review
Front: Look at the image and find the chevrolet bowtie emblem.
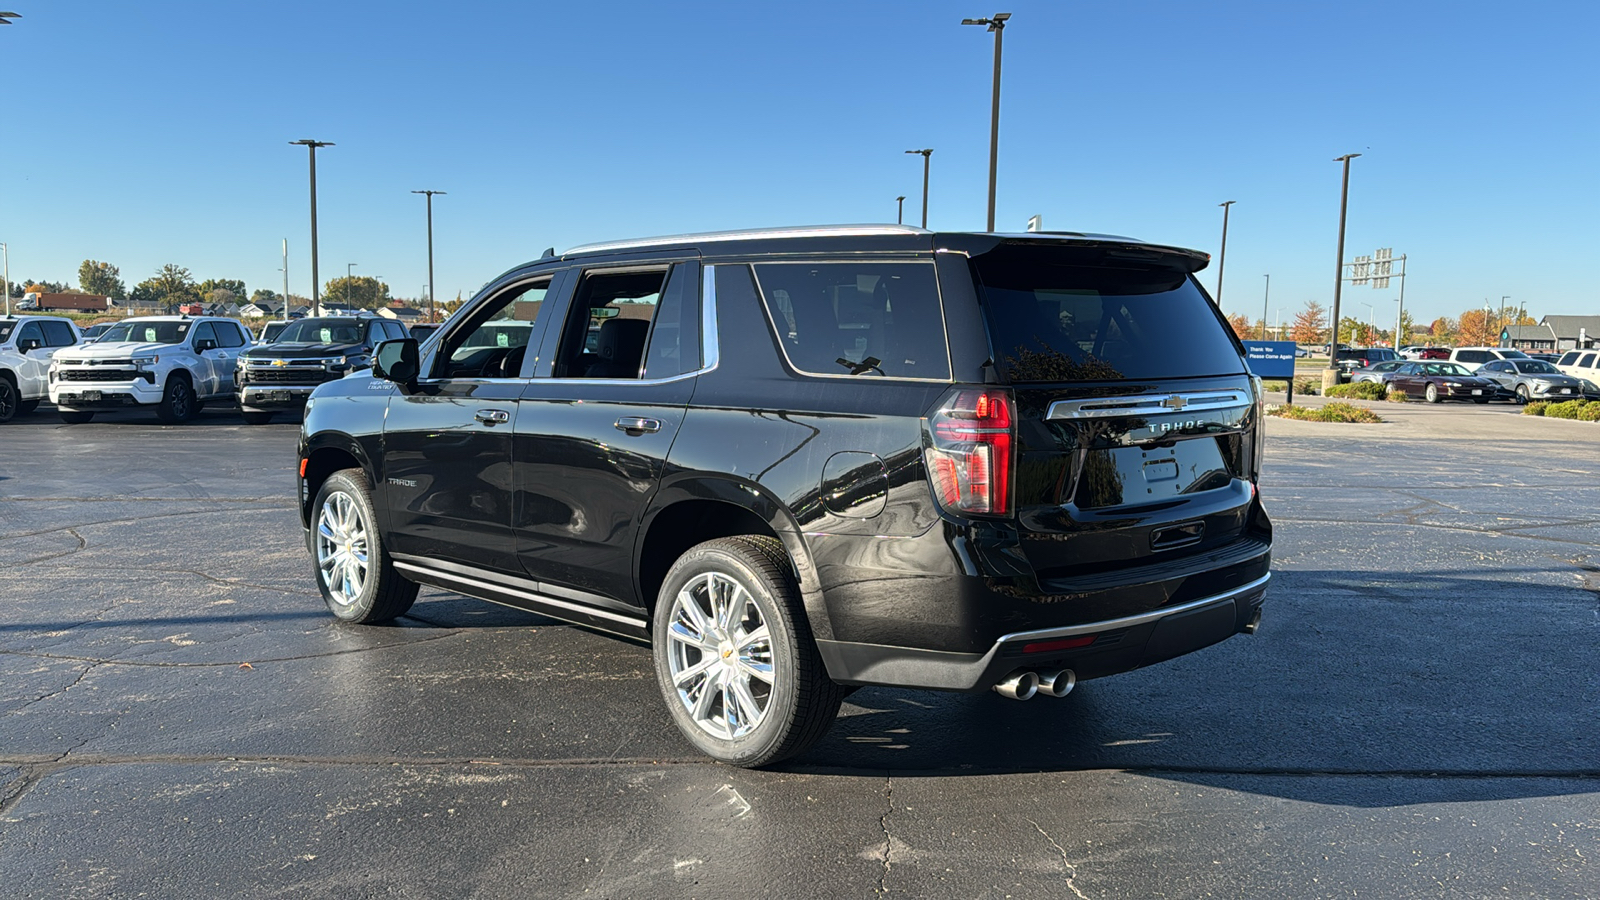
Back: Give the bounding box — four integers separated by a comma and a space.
271, 359, 288, 366
1162, 395, 1188, 410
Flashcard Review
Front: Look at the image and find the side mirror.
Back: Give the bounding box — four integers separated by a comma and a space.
372, 339, 419, 386
18, 338, 42, 353
196, 339, 218, 351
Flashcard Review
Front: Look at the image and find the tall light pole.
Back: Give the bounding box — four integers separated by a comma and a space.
962, 12, 1010, 232
1327, 153, 1361, 388
1215, 200, 1235, 306
1260, 274, 1270, 341
905, 149, 933, 228
346, 263, 357, 309
281, 239, 289, 312
1360, 301, 1375, 345
412, 190, 445, 325
1, 242, 9, 317
896, 195, 906, 225
290, 139, 334, 316
1393, 297, 1403, 352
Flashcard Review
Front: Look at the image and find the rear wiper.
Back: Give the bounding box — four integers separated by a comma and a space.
836, 356, 884, 376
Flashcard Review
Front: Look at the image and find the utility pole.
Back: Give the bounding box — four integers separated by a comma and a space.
961, 13, 1011, 231
1, 242, 9, 317
1327, 153, 1361, 389
281, 239, 289, 313
905, 149, 933, 228
290, 139, 334, 316
1260, 274, 1270, 341
1215, 200, 1235, 306
896, 196, 905, 225
412, 190, 445, 324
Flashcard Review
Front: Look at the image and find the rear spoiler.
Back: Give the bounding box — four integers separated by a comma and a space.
935, 233, 1211, 274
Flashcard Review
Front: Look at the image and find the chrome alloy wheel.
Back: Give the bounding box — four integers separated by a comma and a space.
315, 491, 370, 607
666, 572, 775, 740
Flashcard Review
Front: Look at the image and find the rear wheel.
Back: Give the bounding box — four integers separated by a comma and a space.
1425, 383, 1440, 403
58, 410, 94, 424
652, 535, 843, 767
0, 377, 17, 423
311, 469, 417, 623
156, 374, 196, 424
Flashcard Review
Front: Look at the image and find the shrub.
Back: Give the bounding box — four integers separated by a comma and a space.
1523, 402, 1549, 416
1325, 381, 1388, 400
1292, 377, 1321, 396
1386, 389, 1408, 402
1579, 403, 1600, 422
1268, 401, 1384, 424
1544, 399, 1590, 420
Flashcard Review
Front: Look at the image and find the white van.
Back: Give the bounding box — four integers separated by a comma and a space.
1554, 348, 1600, 382
1448, 347, 1529, 371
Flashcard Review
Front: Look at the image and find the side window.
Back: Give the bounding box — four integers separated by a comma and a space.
552, 267, 671, 379
41, 320, 77, 347
193, 322, 219, 347
384, 321, 406, 341
751, 261, 949, 379
217, 322, 246, 348
1581, 353, 1597, 368
433, 278, 550, 379
17, 322, 44, 347
1481, 361, 1505, 373
1458, 350, 1484, 365
642, 264, 700, 380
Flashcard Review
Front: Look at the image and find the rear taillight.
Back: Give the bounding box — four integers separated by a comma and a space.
1250, 375, 1266, 479
925, 388, 1013, 516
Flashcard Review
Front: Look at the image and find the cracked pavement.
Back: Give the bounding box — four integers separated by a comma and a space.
0, 402, 1596, 898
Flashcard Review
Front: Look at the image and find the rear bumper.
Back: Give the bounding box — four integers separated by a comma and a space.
817, 573, 1269, 691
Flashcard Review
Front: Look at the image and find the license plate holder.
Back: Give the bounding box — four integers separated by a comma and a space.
82, 390, 102, 401
1472, 389, 1482, 395
270, 391, 291, 401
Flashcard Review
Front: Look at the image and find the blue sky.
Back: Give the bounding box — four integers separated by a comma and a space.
3, 0, 1595, 326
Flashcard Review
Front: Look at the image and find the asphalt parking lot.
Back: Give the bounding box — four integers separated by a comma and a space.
2, 401, 1596, 899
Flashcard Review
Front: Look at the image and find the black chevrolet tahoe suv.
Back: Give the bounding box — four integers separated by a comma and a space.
236, 315, 409, 424
296, 225, 1272, 766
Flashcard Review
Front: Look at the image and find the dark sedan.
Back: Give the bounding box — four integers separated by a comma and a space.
1477, 359, 1589, 404
1390, 362, 1499, 404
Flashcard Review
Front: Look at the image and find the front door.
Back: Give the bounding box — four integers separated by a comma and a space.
380, 272, 558, 574
515, 260, 702, 609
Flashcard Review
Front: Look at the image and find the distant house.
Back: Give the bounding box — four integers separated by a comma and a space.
1537, 315, 1600, 351
378, 305, 423, 322
238, 303, 270, 319
1500, 324, 1556, 352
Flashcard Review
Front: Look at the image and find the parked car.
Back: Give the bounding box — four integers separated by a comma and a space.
1448, 346, 1529, 371
1476, 359, 1589, 404
1528, 353, 1562, 364
80, 323, 115, 342
1334, 347, 1398, 381
406, 322, 441, 342
1554, 348, 1600, 382
1417, 347, 1451, 360
1349, 359, 1406, 386
258, 320, 292, 343
0, 315, 83, 423
49, 316, 252, 423
296, 225, 1273, 766
1389, 361, 1498, 403
235, 315, 408, 424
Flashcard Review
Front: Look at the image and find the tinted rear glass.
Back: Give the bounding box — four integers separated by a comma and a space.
753, 262, 949, 380
970, 246, 1243, 382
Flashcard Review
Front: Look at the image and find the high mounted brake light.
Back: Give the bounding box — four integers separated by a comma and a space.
925, 388, 1014, 516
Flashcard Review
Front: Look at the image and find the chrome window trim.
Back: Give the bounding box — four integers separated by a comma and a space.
994, 573, 1270, 645
565, 225, 930, 257
1047, 390, 1252, 420
747, 259, 955, 384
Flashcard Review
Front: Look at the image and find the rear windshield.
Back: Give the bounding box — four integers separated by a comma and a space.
971, 246, 1244, 382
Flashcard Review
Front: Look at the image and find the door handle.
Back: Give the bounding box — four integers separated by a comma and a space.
614, 416, 662, 435
474, 409, 510, 425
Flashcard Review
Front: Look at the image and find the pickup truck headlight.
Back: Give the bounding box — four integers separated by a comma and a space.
132, 355, 159, 369
324, 355, 350, 372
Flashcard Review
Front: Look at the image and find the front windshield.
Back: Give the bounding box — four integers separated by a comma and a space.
1516, 361, 1559, 374
1422, 363, 1474, 377
99, 321, 192, 345
276, 318, 365, 344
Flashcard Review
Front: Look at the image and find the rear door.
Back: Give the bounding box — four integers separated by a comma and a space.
958, 240, 1262, 580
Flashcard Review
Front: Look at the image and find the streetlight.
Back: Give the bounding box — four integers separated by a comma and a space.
1327, 152, 1361, 389
905, 149, 933, 228
0, 11, 20, 25
1, 242, 9, 317
1360, 301, 1375, 346
1215, 200, 1235, 306
962, 13, 1011, 231
896, 196, 906, 225
412, 190, 445, 325
1393, 297, 1403, 352
290, 139, 334, 316
1260, 274, 1270, 341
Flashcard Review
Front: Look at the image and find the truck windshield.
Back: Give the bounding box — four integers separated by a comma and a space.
99, 321, 192, 344
277, 318, 364, 344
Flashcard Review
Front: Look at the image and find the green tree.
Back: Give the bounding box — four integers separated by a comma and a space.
249, 289, 281, 308
141, 264, 199, 314
323, 275, 390, 309
1291, 300, 1327, 345
197, 278, 246, 300
78, 260, 126, 300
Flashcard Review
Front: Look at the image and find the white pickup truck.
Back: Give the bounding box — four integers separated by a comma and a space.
0, 315, 84, 423
48, 315, 252, 424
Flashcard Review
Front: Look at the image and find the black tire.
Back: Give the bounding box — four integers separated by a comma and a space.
0, 376, 17, 424
1515, 385, 1530, 405
651, 535, 843, 767
241, 411, 274, 425
156, 374, 196, 424
1425, 383, 1440, 403
17, 398, 39, 415
58, 410, 94, 424
309, 468, 418, 623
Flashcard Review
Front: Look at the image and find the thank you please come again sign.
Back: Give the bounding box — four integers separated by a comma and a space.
1241, 341, 1297, 379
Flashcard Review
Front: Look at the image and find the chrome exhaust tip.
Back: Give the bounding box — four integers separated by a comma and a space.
1037, 669, 1076, 698
993, 670, 1040, 701
1242, 607, 1263, 635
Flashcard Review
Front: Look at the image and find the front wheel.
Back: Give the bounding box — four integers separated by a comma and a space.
156, 375, 196, 424
652, 535, 843, 767
58, 410, 94, 424
0, 378, 17, 423
1425, 383, 1440, 403
1515, 385, 1530, 405
310, 469, 417, 623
